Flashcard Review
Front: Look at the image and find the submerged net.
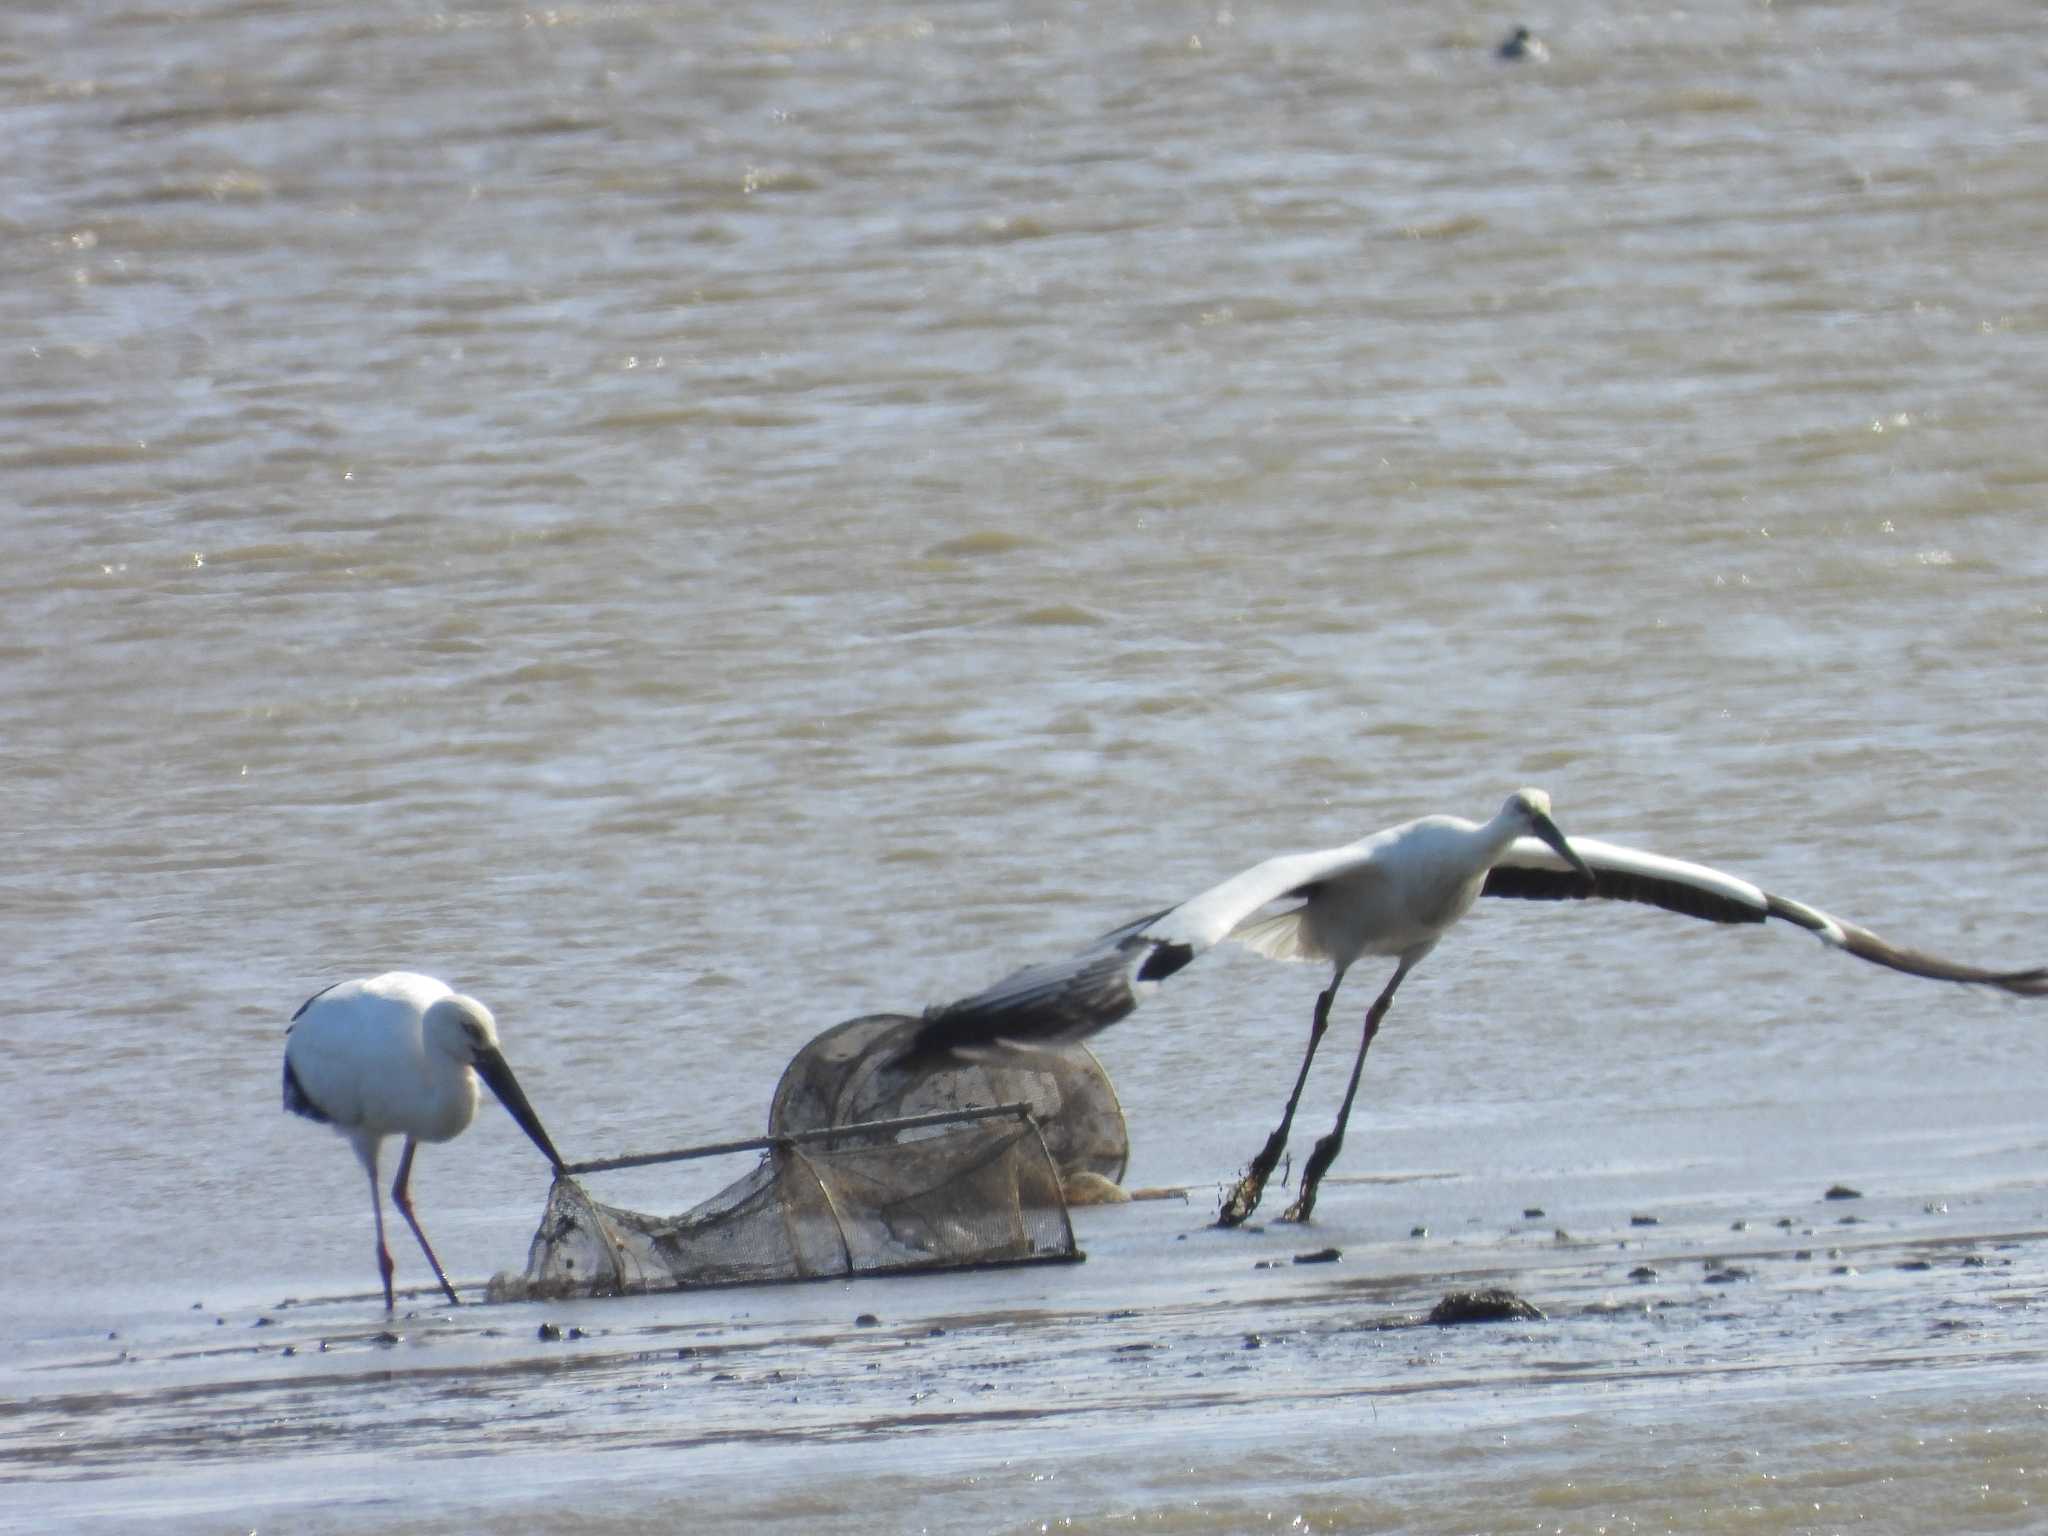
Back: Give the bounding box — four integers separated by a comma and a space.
492, 1014, 1124, 1301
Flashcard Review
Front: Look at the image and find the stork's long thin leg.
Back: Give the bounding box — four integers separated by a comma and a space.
1280, 954, 1417, 1224
1216, 965, 1350, 1228
364, 1149, 396, 1312
391, 1137, 462, 1307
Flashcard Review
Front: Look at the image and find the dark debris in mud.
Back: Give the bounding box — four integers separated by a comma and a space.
1426, 1288, 1546, 1326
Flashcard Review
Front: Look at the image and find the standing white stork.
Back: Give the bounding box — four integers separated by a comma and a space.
911, 789, 2048, 1226
283, 972, 565, 1310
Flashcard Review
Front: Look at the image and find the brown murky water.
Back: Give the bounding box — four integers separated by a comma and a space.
5, 0, 2046, 1528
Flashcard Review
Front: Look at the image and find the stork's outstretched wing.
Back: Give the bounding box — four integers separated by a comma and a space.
907, 841, 1386, 1058
1485, 836, 2048, 995
910, 830, 2048, 1063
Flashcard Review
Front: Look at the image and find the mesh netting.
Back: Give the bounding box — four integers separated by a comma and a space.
767, 1012, 1128, 1183
493, 1109, 1076, 1299
490, 1014, 1123, 1301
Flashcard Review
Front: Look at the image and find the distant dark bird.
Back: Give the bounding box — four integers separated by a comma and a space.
284, 972, 565, 1309
912, 791, 2048, 1226
1498, 25, 1549, 61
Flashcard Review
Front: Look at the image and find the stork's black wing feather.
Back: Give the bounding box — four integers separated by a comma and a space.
904, 908, 1180, 1062
1766, 896, 2048, 994
1482, 864, 1766, 925
1487, 839, 2048, 997
289, 979, 344, 1024
282, 1056, 331, 1124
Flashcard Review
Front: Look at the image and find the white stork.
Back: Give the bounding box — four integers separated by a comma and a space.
911, 791, 2047, 1225
283, 972, 565, 1309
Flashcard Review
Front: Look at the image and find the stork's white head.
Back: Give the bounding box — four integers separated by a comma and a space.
1501, 787, 1595, 884
422, 993, 501, 1064
424, 993, 565, 1171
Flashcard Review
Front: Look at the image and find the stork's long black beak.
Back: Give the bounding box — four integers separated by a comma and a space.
473, 1047, 567, 1173
1532, 811, 1597, 890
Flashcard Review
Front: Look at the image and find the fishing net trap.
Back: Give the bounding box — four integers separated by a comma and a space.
491, 1013, 1128, 1300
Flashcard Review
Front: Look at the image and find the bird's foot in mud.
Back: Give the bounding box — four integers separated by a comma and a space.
1218, 1126, 1299, 1227
1217, 1145, 1292, 1228
1276, 1187, 1319, 1224
1216, 1170, 1269, 1228
1276, 1135, 1343, 1223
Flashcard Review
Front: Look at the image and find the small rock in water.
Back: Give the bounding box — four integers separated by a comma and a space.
1522, 1207, 1545, 1220
1628, 1266, 1659, 1282
1825, 1184, 1863, 1201
1409, 1226, 1428, 1239
854, 1313, 881, 1328
1730, 1219, 1749, 1232
1428, 1288, 1545, 1325
1292, 1247, 1341, 1265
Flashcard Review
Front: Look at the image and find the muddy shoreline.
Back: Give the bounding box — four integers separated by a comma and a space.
11, 1173, 2047, 1532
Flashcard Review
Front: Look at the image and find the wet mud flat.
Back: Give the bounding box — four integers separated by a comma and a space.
7, 1176, 2047, 1534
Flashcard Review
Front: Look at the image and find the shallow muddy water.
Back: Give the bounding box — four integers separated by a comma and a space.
11, 1181, 2048, 1532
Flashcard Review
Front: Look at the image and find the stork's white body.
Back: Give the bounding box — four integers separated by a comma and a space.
1186, 810, 1537, 970
287, 973, 484, 1157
